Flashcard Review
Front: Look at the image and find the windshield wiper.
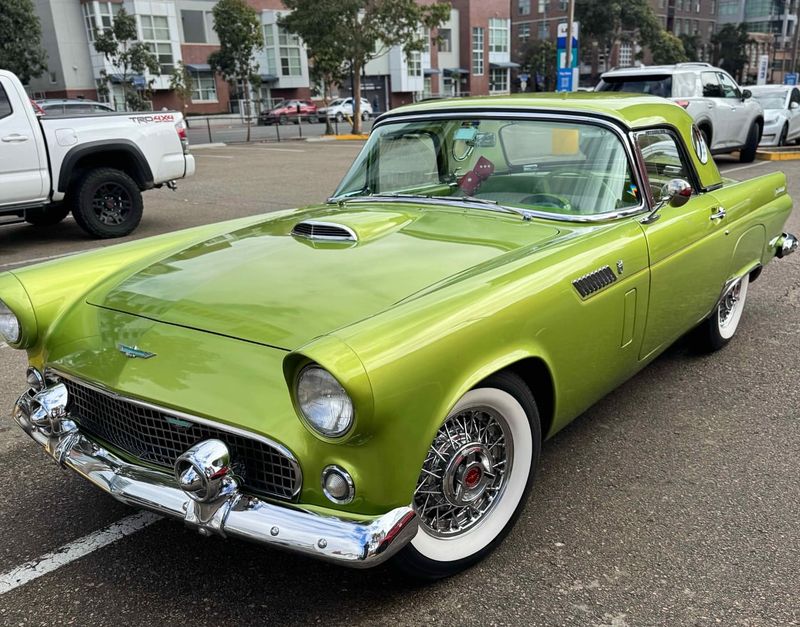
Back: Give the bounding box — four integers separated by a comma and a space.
445, 195, 534, 221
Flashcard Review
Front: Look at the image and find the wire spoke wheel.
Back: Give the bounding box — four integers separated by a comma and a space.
414, 406, 512, 538
717, 275, 748, 340
91, 182, 132, 226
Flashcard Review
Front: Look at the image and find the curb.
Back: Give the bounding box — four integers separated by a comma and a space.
755, 149, 800, 161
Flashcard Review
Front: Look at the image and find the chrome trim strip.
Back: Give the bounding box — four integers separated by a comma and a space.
12, 391, 417, 568
291, 220, 358, 241
48, 368, 303, 498
356, 110, 649, 223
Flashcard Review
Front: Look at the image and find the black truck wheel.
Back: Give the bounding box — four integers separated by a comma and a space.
71, 168, 143, 239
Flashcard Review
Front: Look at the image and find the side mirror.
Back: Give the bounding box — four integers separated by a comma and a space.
662, 178, 693, 207
791, 101, 799, 110
742, 89, 752, 100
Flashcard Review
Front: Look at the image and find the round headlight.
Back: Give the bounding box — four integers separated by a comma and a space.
0, 299, 21, 344
296, 366, 354, 437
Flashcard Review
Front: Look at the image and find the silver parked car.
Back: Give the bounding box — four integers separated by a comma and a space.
34, 98, 115, 115
748, 85, 800, 147
597, 63, 764, 162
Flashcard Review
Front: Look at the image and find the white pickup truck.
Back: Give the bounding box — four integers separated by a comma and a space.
0, 70, 195, 238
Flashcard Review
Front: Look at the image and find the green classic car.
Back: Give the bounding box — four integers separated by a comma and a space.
3, 94, 797, 579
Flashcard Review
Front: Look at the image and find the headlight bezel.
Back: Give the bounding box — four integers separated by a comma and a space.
295, 364, 355, 439
0, 272, 37, 349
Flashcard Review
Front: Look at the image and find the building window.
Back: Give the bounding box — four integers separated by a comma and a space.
82, 1, 120, 42
263, 25, 278, 75
438, 28, 452, 52
559, 0, 568, 10
489, 18, 509, 53
191, 71, 217, 102
538, 21, 548, 39
472, 27, 484, 75
619, 42, 632, 67
659, 0, 666, 8
408, 50, 422, 77
696, 0, 701, 11
489, 68, 508, 93
519, 0, 531, 15
423, 76, 432, 97
278, 26, 302, 76
140, 16, 174, 75
538, 0, 550, 13
49, 71, 57, 84
519, 24, 531, 43
710, 0, 716, 13
181, 11, 206, 43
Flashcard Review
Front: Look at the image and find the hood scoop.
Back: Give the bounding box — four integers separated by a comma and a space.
291, 220, 357, 241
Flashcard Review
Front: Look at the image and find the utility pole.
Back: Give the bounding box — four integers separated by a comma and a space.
565, 0, 575, 69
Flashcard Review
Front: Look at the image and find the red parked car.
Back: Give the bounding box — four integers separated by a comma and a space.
258, 99, 317, 125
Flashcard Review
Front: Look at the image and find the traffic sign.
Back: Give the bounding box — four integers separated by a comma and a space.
785, 72, 798, 85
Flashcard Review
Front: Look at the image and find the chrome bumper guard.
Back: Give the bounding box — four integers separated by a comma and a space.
773, 232, 798, 258
13, 382, 418, 569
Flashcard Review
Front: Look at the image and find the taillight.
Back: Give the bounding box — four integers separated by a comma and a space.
675, 100, 690, 109
175, 119, 189, 153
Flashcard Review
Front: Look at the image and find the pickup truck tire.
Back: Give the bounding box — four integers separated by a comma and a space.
71, 168, 143, 239
739, 122, 759, 163
24, 205, 70, 227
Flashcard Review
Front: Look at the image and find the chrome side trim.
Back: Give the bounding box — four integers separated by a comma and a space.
13, 388, 418, 568
291, 220, 358, 241
47, 368, 303, 497
341, 110, 649, 223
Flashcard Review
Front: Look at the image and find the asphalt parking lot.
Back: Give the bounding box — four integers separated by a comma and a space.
0, 144, 798, 626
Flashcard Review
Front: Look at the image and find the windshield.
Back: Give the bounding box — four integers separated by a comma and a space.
332, 117, 641, 218
752, 92, 787, 110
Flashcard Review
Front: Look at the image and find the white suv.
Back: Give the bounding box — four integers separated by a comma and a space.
597, 63, 764, 162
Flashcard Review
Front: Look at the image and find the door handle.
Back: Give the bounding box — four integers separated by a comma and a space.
710, 207, 726, 220
1, 134, 29, 143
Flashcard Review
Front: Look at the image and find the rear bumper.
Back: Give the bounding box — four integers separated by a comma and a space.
184, 154, 195, 178
12, 383, 418, 569
773, 232, 798, 258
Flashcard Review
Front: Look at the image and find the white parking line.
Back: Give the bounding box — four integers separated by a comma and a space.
193, 154, 234, 159
218, 146, 306, 153
0, 249, 95, 270
0, 511, 160, 595
722, 161, 771, 174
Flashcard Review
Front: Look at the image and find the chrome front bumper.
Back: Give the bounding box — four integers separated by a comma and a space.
12, 383, 418, 569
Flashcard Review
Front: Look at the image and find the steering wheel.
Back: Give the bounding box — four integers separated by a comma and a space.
519, 193, 571, 211
547, 168, 621, 213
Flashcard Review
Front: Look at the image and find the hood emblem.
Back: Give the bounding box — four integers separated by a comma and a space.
118, 344, 156, 359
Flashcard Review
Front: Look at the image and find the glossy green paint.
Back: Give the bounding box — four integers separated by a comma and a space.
2, 100, 793, 519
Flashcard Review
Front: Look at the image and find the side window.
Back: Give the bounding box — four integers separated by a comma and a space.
0, 83, 12, 119
717, 73, 740, 99
377, 132, 439, 192
701, 72, 722, 98
635, 130, 692, 202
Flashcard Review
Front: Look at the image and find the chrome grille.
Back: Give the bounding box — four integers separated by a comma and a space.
62, 378, 300, 501
291, 221, 356, 241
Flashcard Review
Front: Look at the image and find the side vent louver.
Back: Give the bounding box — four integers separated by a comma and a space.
291, 220, 357, 241
573, 266, 617, 299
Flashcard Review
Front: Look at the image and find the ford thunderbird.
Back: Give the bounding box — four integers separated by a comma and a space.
3, 94, 796, 580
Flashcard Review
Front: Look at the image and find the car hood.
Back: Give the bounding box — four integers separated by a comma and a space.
87, 203, 560, 350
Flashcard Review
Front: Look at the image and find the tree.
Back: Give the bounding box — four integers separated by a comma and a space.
519, 40, 556, 92
679, 33, 701, 62
712, 24, 750, 82
208, 0, 263, 142
575, 0, 660, 79
170, 61, 194, 113
93, 8, 159, 110
280, 0, 450, 134
651, 31, 687, 65
0, 0, 47, 83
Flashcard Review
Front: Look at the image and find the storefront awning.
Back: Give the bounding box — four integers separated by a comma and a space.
443, 68, 469, 76
108, 73, 146, 85
185, 63, 211, 72
259, 74, 278, 83
423, 68, 442, 76
490, 61, 521, 69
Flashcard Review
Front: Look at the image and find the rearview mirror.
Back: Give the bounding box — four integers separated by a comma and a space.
742, 89, 752, 100
662, 178, 693, 207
